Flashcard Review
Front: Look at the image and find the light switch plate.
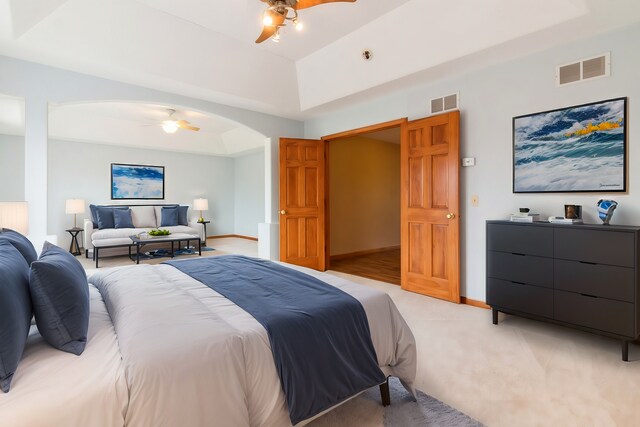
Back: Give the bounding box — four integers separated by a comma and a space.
462, 157, 476, 167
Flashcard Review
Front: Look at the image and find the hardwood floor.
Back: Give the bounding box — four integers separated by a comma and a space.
329, 249, 401, 285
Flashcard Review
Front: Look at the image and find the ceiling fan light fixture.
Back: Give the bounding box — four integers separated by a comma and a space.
294, 19, 303, 31
263, 13, 274, 26
162, 120, 179, 134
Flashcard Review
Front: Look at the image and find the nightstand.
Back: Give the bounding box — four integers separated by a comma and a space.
197, 220, 210, 246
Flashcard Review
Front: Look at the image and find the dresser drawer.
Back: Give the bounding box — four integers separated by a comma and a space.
555, 259, 635, 302
487, 224, 553, 257
488, 251, 553, 288
487, 278, 553, 319
554, 290, 635, 337
555, 228, 635, 267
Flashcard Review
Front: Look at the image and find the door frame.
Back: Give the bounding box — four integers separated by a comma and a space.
320, 118, 408, 270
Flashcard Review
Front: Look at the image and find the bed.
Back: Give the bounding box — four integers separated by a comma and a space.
0, 255, 416, 426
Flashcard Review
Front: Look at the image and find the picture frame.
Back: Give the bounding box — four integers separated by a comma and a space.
513, 97, 627, 193
111, 163, 165, 200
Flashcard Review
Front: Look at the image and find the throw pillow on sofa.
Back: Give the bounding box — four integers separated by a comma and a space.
29, 242, 90, 355
114, 208, 135, 229
0, 228, 38, 265
161, 206, 179, 227
0, 240, 32, 393
95, 206, 129, 230
178, 206, 189, 226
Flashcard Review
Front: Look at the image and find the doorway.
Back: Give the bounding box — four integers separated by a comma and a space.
326, 126, 402, 285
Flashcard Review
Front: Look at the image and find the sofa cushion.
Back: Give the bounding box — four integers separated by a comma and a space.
0, 240, 32, 393
130, 206, 156, 228
114, 209, 134, 229
0, 228, 38, 266
153, 205, 177, 228
29, 242, 90, 355
160, 207, 179, 227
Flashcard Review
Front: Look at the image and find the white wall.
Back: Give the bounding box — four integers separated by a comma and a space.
304, 23, 640, 301
233, 150, 265, 238
0, 134, 24, 200
48, 139, 235, 248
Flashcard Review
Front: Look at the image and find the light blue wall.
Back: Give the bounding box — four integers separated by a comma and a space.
0, 134, 25, 201
233, 150, 265, 238
304, 23, 640, 301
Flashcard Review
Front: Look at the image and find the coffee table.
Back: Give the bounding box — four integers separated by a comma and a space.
130, 233, 201, 264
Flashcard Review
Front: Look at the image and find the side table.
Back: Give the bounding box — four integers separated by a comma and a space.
198, 220, 210, 246
66, 227, 83, 256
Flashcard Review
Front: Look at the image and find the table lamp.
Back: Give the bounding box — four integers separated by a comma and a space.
65, 199, 85, 229
193, 198, 208, 223
0, 201, 29, 235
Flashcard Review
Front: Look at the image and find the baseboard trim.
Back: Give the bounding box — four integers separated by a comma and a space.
208, 234, 258, 241
330, 246, 400, 261
461, 297, 490, 309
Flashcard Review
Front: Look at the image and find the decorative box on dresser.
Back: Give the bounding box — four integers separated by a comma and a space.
486, 220, 640, 361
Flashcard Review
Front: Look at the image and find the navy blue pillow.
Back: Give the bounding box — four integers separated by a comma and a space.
114, 209, 134, 229
161, 207, 179, 227
89, 204, 99, 228
96, 206, 128, 229
29, 242, 90, 355
0, 240, 32, 393
178, 206, 189, 226
0, 228, 37, 266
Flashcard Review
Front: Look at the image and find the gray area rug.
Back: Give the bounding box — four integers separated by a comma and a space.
309, 377, 484, 426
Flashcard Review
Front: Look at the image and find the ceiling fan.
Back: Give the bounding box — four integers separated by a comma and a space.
158, 109, 200, 134
256, 0, 357, 44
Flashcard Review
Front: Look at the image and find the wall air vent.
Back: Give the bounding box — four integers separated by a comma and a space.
556, 52, 610, 86
430, 92, 459, 115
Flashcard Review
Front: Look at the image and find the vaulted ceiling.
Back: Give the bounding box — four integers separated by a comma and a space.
1, 0, 639, 119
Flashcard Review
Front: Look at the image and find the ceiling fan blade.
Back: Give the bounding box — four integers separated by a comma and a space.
293, 0, 356, 10
255, 9, 286, 43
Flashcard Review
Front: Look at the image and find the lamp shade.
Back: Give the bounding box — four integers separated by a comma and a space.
65, 199, 85, 215
0, 201, 29, 235
193, 198, 209, 211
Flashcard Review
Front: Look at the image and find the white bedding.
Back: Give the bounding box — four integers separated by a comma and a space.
0, 286, 128, 427
0, 260, 416, 427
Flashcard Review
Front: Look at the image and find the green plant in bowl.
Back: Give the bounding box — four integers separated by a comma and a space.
148, 229, 171, 236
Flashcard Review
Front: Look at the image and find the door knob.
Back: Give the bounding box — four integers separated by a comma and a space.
280, 210, 287, 215
446, 213, 456, 219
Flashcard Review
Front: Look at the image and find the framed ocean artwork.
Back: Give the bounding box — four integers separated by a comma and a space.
111, 163, 165, 200
513, 97, 627, 193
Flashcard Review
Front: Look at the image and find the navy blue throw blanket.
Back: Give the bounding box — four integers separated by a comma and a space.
164, 255, 385, 424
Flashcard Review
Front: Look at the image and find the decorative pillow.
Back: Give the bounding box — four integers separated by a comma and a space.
95, 206, 128, 230
0, 228, 38, 266
89, 204, 99, 228
178, 206, 189, 226
114, 209, 134, 229
131, 206, 157, 228
0, 240, 32, 393
29, 242, 90, 355
161, 206, 179, 227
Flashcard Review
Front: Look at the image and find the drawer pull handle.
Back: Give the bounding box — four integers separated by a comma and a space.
579, 261, 597, 265
511, 253, 526, 257
511, 281, 526, 285
580, 293, 599, 299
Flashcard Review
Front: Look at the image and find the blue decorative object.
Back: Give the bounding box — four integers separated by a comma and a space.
0, 240, 32, 393
96, 206, 128, 229
0, 228, 37, 265
597, 199, 618, 225
114, 208, 134, 229
513, 98, 627, 193
165, 255, 385, 425
111, 163, 165, 200
178, 205, 189, 226
29, 242, 90, 355
160, 206, 179, 227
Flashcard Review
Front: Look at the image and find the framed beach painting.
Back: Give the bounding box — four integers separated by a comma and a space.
111, 163, 165, 200
513, 97, 627, 193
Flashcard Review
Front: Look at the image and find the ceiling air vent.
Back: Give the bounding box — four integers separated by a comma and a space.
556, 52, 610, 86
430, 92, 459, 115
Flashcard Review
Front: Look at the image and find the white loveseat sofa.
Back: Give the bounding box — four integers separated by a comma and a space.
84, 204, 205, 263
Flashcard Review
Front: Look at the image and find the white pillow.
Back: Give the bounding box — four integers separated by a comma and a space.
130, 206, 156, 228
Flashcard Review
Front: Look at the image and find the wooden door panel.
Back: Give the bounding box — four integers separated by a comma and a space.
280, 138, 325, 271
401, 111, 460, 302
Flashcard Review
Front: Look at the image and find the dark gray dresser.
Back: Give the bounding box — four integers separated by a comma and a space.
487, 220, 640, 361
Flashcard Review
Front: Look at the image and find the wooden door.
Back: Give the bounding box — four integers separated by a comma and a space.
279, 138, 326, 270
401, 111, 460, 302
